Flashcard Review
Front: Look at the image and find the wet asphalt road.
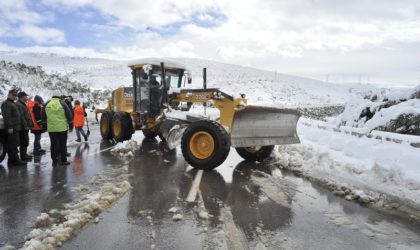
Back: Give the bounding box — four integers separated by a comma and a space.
1, 125, 420, 249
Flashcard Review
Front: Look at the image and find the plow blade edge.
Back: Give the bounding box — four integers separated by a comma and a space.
230, 106, 300, 148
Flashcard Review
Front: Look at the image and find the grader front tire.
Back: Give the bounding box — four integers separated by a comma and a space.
235, 145, 274, 162
112, 112, 133, 142
181, 120, 230, 170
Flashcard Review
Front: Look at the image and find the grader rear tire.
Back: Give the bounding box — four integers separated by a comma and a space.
235, 145, 274, 162
100, 111, 114, 140
112, 112, 133, 142
181, 120, 230, 170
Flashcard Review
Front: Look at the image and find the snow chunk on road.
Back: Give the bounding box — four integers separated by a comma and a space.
33, 213, 52, 228
168, 207, 179, 213
172, 214, 183, 221
198, 211, 209, 220
111, 140, 139, 158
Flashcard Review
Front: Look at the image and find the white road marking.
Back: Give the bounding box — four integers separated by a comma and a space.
220, 207, 249, 250
186, 170, 204, 202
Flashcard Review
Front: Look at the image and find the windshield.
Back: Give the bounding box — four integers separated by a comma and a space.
152, 70, 182, 89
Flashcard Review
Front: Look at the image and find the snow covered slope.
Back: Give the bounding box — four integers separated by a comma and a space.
0, 60, 110, 105
0, 51, 378, 107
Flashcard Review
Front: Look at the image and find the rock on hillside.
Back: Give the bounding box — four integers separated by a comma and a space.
334, 85, 420, 135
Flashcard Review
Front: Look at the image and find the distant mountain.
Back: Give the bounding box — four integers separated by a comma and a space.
0, 51, 379, 107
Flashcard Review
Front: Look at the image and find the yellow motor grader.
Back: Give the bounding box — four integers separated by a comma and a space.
97, 59, 300, 170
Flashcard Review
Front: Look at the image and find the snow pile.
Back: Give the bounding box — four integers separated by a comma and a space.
273, 120, 420, 218
20, 166, 132, 250
110, 140, 139, 158
333, 85, 420, 135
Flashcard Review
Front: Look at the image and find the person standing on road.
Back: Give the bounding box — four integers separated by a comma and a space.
63, 96, 74, 118
42, 91, 73, 166
73, 100, 88, 142
1, 89, 26, 166
16, 91, 34, 161
29, 95, 46, 155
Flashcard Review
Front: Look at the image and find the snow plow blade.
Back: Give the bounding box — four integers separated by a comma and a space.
230, 106, 301, 148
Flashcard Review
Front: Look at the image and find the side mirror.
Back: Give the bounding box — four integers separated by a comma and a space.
185, 71, 192, 84
142, 73, 148, 80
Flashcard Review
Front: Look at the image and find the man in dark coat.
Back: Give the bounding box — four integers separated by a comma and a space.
0, 89, 26, 165
16, 91, 34, 161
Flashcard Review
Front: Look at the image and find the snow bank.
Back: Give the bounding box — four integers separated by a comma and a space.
19, 164, 132, 250
273, 120, 420, 217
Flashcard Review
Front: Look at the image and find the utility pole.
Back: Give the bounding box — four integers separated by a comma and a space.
62, 58, 68, 90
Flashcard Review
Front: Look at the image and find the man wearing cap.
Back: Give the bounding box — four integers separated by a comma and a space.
16, 91, 34, 161
42, 91, 73, 166
1, 89, 26, 166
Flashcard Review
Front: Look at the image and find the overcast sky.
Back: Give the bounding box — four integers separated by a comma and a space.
1, 0, 420, 87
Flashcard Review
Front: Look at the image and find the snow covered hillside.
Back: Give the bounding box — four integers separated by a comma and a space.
0, 59, 110, 105
0, 51, 379, 107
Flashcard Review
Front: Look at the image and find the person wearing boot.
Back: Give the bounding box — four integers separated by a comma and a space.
1, 89, 26, 166
73, 100, 88, 142
42, 91, 73, 166
16, 91, 34, 162
29, 95, 46, 155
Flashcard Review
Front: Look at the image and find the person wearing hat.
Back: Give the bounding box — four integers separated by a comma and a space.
1, 89, 26, 166
16, 91, 34, 161
42, 91, 74, 166
73, 100, 88, 142
28, 95, 46, 155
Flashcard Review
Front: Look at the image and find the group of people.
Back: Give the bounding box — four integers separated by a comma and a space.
1, 89, 89, 167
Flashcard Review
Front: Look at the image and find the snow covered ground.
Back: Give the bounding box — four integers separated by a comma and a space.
274, 118, 420, 216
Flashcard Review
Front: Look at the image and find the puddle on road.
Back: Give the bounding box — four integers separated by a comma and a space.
183, 152, 420, 250
118, 140, 420, 249
0, 129, 130, 248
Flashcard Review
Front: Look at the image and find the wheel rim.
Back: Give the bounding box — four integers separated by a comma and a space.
101, 117, 108, 133
244, 146, 261, 153
189, 131, 215, 160
113, 119, 121, 137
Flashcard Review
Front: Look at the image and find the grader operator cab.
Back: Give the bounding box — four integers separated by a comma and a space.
98, 59, 301, 170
